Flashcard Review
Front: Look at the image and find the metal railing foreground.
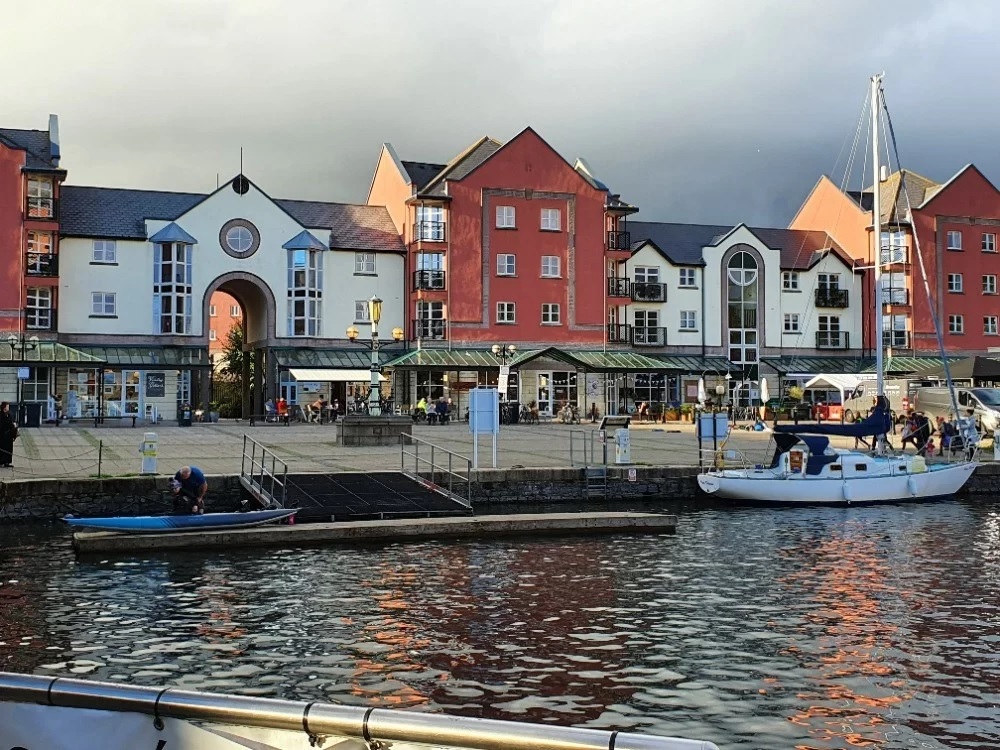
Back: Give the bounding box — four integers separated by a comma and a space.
400, 433, 473, 508
240, 434, 289, 508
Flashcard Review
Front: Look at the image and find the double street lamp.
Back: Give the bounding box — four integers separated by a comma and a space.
347, 295, 403, 417
7, 334, 39, 424
490, 343, 517, 365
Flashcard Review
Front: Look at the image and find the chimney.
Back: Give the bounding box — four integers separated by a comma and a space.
48, 114, 60, 167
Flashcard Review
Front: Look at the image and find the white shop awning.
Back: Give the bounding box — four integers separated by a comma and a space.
288, 368, 387, 382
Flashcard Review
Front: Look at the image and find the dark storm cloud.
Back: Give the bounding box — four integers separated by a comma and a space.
4, 0, 998, 225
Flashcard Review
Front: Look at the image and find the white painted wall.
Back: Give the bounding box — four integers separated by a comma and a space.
59, 238, 150, 334
778, 252, 863, 350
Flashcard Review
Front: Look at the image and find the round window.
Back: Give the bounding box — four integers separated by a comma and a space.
219, 219, 260, 259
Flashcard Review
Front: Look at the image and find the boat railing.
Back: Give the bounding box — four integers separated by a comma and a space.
699, 445, 760, 472
400, 433, 473, 508
240, 434, 289, 509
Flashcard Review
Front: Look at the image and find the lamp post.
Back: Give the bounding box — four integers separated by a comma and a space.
7, 334, 39, 425
347, 295, 403, 417
490, 343, 517, 366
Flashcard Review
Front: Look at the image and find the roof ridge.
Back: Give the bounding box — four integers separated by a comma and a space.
63, 184, 207, 197
276, 197, 383, 210
422, 135, 501, 190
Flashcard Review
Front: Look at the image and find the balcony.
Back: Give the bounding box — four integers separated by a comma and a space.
632, 326, 667, 346
412, 221, 447, 243
413, 270, 445, 291
880, 245, 908, 265
25, 197, 57, 220
883, 330, 910, 348
606, 230, 631, 251
631, 281, 666, 303
607, 277, 631, 298
816, 331, 849, 349
25, 306, 56, 332
607, 323, 631, 343
413, 318, 446, 340
881, 287, 909, 305
815, 288, 849, 308
25, 252, 58, 277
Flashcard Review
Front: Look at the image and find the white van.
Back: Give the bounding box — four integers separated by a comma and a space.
911, 387, 1000, 434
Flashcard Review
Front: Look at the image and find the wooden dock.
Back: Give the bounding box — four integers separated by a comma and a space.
72, 512, 677, 554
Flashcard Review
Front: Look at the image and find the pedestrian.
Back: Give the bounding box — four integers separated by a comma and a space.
959, 408, 979, 460
435, 396, 449, 425
0, 402, 17, 467
171, 465, 207, 514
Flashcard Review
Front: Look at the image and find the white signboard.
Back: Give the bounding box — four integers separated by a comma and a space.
498, 364, 510, 394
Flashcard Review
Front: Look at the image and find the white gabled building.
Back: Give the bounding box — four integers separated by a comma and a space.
52, 175, 405, 421
624, 221, 864, 403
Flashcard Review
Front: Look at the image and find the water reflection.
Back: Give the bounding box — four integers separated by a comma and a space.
0, 499, 998, 748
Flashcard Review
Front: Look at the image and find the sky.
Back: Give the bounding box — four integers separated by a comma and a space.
4, 0, 1000, 226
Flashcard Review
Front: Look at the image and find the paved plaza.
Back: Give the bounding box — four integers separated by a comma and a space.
2, 417, 988, 481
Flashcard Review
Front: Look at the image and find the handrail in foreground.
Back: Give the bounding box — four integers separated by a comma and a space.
400, 433, 473, 508
240, 434, 289, 508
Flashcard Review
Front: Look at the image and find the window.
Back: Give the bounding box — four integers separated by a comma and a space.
883, 315, 909, 347
415, 301, 445, 340
635, 267, 660, 283
817, 273, 841, 290
784, 313, 800, 332
678, 268, 696, 287
496, 254, 516, 276
26, 176, 53, 217
26, 287, 52, 330
209, 304, 217, 317
984, 233, 997, 253
496, 205, 515, 228
355, 252, 375, 274
880, 231, 907, 263
948, 273, 963, 293
230, 305, 241, 317
541, 256, 560, 278
782, 271, 799, 290
354, 300, 370, 322
26, 231, 53, 274
209, 329, 217, 341
817, 315, 842, 347
726, 251, 759, 364
541, 303, 561, 324
947, 231, 962, 250
416, 253, 444, 270
984, 275, 997, 295
634, 310, 663, 344
496, 301, 516, 324
27, 231, 52, 254
540, 208, 561, 231
416, 205, 445, 241
985, 316, 998, 335
90, 292, 115, 316
679, 310, 697, 330
152, 242, 192, 334
949, 314, 964, 334
287, 248, 323, 336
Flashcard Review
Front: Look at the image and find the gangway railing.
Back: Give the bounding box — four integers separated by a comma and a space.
400, 434, 473, 508
241, 434, 289, 509
570, 429, 609, 499
0, 672, 718, 750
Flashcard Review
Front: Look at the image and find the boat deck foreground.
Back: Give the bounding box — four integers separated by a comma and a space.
72, 511, 678, 554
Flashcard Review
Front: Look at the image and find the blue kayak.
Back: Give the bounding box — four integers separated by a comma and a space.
63, 508, 298, 533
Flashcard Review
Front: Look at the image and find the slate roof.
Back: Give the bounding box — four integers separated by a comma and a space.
400, 160, 445, 190
0, 128, 59, 170
852, 169, 940, 224
60, 185, 403, 252
629, 221, 851, 270
421, 137, 504, 196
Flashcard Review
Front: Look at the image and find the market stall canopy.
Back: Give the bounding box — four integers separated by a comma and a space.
288, 368, 386, 382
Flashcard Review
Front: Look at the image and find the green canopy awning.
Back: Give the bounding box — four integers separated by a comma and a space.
861, 356, 964, 375
656, 355, 733, 373
0, 341, 105, 365
71, 346, 212, 368
274, 348, 400, 370
765, 356, 868, 375
384, 348, 505, 369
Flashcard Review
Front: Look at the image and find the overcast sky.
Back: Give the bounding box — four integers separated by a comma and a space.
5, 0, 999, 226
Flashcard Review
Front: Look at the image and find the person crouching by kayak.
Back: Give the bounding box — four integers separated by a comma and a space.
171, 465, 207, 514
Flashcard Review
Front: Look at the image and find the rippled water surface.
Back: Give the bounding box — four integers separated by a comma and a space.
2, 499, 1000, 748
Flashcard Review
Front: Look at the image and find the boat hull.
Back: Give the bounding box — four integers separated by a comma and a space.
63, 509, 298, 533
697, 462, 977, 505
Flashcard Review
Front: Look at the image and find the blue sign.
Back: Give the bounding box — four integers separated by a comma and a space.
469, 387, 500, 435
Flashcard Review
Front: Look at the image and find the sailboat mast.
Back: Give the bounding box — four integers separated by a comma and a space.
871, 73, 884, 398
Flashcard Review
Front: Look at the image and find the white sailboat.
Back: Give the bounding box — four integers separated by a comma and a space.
697, 74, 979, 505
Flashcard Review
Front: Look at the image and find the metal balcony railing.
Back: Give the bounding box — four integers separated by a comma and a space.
413, 318, 446, 340
883, 330, 910, 348
25, 306, 56, 331
881, 287, 909, 305
607, 277, 630, 297
631, 282, 666, 302
815, 331, 849, 349
880, 245, 908, 265
413, 269, 445, 290
632, 326, 667, 346
606, 230, 631, 251
25, 252, 58, 277
606, 323, 631, 343
412, 221, 447, 242
815, 288, 849, 308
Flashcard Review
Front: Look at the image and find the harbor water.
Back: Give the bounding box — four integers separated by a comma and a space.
1, 498, 998, 748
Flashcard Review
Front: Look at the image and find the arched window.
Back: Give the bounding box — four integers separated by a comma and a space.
726, 250, 759, 365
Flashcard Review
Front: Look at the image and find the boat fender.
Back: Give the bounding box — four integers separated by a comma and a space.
907, 475, 917, 496
843, 482, 853, 502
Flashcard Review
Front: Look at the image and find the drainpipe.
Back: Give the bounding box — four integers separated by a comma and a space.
700, 265, 706, 356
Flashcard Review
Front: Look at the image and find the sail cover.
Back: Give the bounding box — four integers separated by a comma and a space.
774, 404, 891, 438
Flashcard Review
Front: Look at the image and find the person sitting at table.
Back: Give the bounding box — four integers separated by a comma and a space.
276, 397, 289, 423
308, 397, 327, 423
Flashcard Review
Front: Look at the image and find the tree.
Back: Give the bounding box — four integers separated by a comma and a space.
218, 325, 251, 382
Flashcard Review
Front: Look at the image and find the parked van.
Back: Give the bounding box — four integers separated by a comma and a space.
912, 387, 1000, 435
803, 375, 931, 424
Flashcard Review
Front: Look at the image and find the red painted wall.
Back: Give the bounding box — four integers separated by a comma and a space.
0, 144, 25, 331
910, 167, 1000, 353
444, 128, 607, 345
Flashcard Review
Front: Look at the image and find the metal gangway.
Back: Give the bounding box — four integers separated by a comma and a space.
570, 429, 609, 499
400, 433, 473, 508
240, 434, 289, 509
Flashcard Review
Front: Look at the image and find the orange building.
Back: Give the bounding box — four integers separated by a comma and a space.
207, 291, 242, 364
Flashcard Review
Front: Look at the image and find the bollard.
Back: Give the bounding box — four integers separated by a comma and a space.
140, 432, 158, 474
614, 427, 631, 464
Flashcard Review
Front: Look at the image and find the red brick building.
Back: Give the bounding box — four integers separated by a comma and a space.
208, 291, 242, 362
791, 165, 1000, 355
